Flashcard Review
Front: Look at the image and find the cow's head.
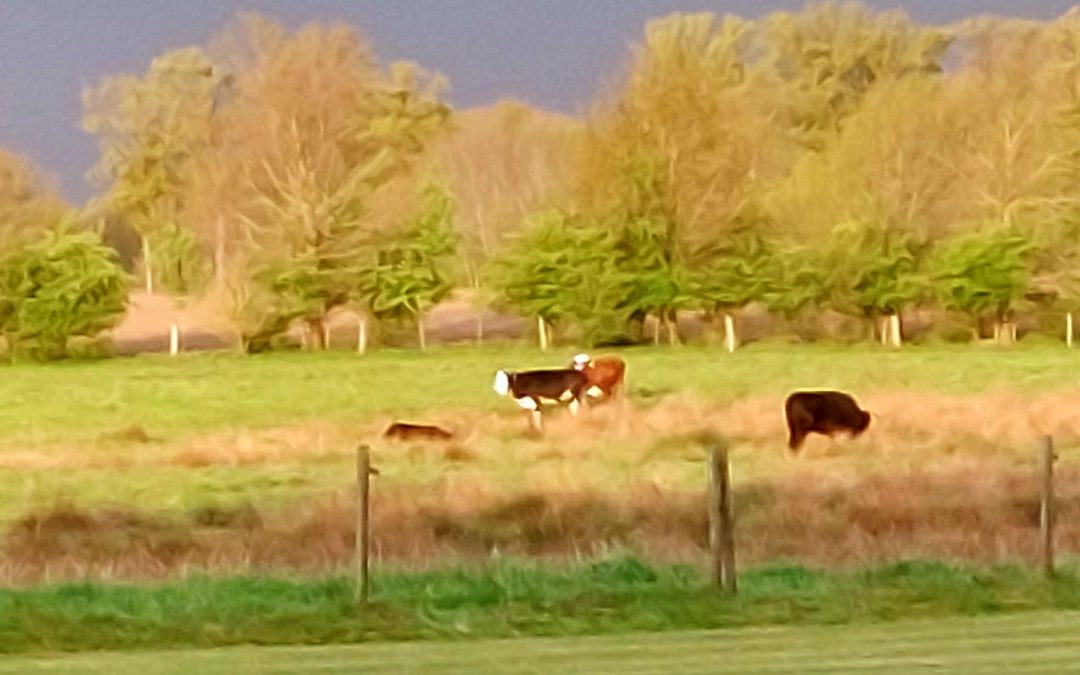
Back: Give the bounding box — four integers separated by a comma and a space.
856, 410, 872, 432
493, 370, 510, 396
572, 353, 591, 371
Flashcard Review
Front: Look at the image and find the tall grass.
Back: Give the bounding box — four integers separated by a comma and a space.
1, 557, 1078, 653
2, 344, 1080, 581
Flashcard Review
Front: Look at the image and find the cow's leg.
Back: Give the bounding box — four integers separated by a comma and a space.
530, 409, 543, 433
568, 398, 580, 416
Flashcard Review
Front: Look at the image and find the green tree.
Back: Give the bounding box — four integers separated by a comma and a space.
361, 183, 459, 350
930, 227, 1033, 343
820, 222, 925, 346
0, 229, 130, 360
614, 217, 693, 345
490, 210, 629, 348
688, 233, 776, 351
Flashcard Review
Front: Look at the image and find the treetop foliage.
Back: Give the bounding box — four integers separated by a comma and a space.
11, 2, 1080, 355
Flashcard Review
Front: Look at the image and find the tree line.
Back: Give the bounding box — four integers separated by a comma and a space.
4, 3, 1080, 358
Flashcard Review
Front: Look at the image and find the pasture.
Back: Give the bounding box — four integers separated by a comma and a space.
2, 342, 1080, 583
4, 599, 1080, 671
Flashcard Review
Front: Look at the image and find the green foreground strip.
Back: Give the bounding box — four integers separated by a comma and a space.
3, 558, 1080, 656
6, 611, 1080, 674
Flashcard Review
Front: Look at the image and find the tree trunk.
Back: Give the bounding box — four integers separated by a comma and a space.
652, 315, 661, 345
417, 316, 427, 351
667, 311, 680, 345
308, 317, 327, 351
213, 216, 227, 291
169, 322, 180, 357
357, 315, 368, 355
538, 316, 549, 351
142, 235, 153, 294
887, 313, 902, 348
995, 320, 1016, 346
1068, 312, 1074, 349
723, 313, 738, 353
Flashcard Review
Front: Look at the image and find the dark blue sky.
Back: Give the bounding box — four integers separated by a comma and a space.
1, 0, 1076, 203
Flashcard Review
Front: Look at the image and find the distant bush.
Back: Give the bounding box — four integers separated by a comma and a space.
0, 230, 130, 360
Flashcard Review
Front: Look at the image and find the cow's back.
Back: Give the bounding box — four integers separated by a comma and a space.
510, 369, 587, 400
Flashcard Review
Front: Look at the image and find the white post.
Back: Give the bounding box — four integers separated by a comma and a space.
888, 314, 902, 348
723, 313, 738, 353
357, 316, 368, 355
1068, 312, 1074, 348
169, 323, 180, 356
538, 316, 549, 351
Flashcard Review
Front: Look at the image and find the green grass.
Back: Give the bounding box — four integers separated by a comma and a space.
0, 342, 1076, 448
6, 611, 1080, 674
0, 342, 1078, 526
0, 557, 1079, 655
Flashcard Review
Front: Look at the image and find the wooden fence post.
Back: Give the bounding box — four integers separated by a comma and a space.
708, 442, 737, 594
355, 444, 372, 604
1040, 435, 1056, 579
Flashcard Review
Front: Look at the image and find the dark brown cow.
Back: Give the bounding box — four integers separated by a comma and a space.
383, 421, 454, 442
493, 368, 588, 432
571, 353, 626, 403
784, 390, 871, 451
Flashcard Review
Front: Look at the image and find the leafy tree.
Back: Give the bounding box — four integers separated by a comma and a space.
688, 233, 776, 351
930, 227, 1033, 342
821, 222, 925, 346
614, 217, 693, 345
83, 47, 220, 293
0, 149, 68, 250
361, 183, 459, 349
761, 244, 831, 321
435, 100, 585, 290
762, 1, 952, 151
489, 210, 630, 348
188, 16, 451, 348
0, 229, 130, 360
149, 222, 213, 297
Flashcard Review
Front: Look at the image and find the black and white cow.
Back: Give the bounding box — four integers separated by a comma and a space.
493, 368, 589, 432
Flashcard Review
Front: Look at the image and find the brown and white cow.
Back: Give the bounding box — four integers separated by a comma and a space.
784, 390, 871, 452
493, 367, 589, 432
571, 353, 626, 403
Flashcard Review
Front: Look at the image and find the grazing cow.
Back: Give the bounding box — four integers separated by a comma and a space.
493, 368, 589, 431
383, 421, 454, 442
784, 390, 871, 451
571, 353, 626, 403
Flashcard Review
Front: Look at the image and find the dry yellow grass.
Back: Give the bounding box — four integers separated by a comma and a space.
1, 386, 1078, 583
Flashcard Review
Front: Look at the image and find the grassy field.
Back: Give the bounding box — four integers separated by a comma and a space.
7, 610, 1080, 674
1, 557, 1080, 655
2, 342, 1080, 581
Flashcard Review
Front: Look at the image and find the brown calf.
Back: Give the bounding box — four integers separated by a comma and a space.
571, 353, 626, 403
